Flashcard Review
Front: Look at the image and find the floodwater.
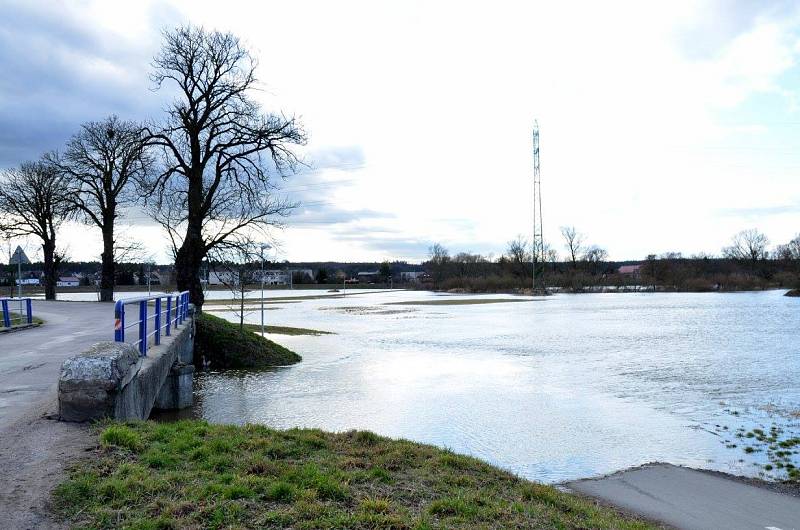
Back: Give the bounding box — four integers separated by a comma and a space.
176, 289, 796, 483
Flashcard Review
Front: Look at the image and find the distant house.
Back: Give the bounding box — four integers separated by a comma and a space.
261, 270, 289, 285
57, 276, 80, 287
400, 271, 424, 283
617, 264, 642, 276
357, 271, 381, 283
208, 271, 239, 286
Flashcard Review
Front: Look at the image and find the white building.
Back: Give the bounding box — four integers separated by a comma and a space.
400, 271, 424, 282
57, 276, 80, 287
208, 270, 239, 286
261, 270, 289, 285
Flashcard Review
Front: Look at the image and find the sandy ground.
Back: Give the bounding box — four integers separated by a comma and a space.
566, 463, 800, 530
0, 400, 92, 529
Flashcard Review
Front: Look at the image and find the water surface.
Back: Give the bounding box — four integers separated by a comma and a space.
182, 290, 798, 482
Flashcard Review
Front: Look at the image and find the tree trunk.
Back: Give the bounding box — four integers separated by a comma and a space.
175, 222, 205, 310
42, 240, 57, 300
99, 212, 115, 302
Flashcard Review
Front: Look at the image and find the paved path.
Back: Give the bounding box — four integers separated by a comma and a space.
567, 463, 800, 530
0, 300, 112, 529
0, 300, 111, 430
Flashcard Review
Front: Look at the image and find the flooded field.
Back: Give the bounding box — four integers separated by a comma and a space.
163, 289, 796, 483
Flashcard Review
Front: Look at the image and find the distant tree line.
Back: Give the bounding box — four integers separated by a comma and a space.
424, 228, 800, 293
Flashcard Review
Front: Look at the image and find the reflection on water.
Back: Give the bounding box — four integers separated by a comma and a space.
160, 289, 800, 483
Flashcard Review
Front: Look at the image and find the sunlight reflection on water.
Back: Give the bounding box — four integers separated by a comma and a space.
163, 289, 799, 482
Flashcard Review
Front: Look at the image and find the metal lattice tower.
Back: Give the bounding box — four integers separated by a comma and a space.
531, 120, 544, 293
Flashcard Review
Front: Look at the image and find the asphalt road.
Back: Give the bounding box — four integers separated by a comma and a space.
567, 463, 800, 530
0, 300, 111, 430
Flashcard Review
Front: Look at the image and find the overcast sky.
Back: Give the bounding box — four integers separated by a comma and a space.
1, 0, 799, 264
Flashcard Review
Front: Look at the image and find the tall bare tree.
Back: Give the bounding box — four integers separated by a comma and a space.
560, 226, 585, 268
49, 116, 150, 302
722, 229, 769, 266
0, 161, 71, 299
143, 26, 307, 308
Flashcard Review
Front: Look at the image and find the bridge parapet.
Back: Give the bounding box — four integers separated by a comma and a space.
58, 304, 194, 422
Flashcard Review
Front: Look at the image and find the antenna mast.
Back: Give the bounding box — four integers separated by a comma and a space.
532, 121, 544, 293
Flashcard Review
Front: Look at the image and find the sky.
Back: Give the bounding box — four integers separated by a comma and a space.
0, 0, 799, 264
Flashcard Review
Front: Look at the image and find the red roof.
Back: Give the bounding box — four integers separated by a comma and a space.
617, 265, 642, 274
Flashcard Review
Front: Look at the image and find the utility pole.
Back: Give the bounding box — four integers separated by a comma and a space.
532, 120, 545, 294
260, 243, 271, 336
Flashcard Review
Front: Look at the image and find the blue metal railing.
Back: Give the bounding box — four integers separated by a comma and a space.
0, 297, 33, 328
114, 291, 189, 356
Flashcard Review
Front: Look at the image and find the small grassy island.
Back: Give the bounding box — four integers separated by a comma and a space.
786, 289, 800, 297
55, 421, 654, 529
194, 313, 302, 369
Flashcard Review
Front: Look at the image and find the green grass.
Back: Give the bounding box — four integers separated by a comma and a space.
195, 313, 302, 369
240, 323, 334, 336
0, 311, 44, 327
54, 421, 656, 529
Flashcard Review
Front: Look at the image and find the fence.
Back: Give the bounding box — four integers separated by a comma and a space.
0, 297, 33, 328
113, 291, 190, 356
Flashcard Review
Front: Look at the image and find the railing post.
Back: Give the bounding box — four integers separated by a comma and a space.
114, 301, 125, 342
154, 297, 161, 345
1, 300, 9, 328
25, 298, 32, 324
165, 296, 172, 336
138, 300, 147, 356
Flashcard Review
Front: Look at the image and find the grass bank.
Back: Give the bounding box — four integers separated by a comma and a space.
240, 323, 334, 336
54, 421, 654, 529
195, 313, 302, 369
786, 289, 800, 297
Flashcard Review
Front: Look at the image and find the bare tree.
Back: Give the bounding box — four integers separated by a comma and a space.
584, 245, 608, 275
143, 26, 307, 308
0, 161, 71, 299
427, 243, 450, 289
722, 229, 770, 266
775, 234, 800, 261
211, 242, 259, 330
505, 235, 530, 277
560, 226, 585, 268
49, 116, 150, 301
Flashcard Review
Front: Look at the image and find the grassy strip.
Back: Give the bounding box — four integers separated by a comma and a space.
384, 298, 534, 306
195, 313, 302, 369
54, 421, 655, 529
0, 311, 44, 326
240, 323, 334, 336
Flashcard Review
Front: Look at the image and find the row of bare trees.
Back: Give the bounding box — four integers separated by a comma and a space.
0, 27, 306, 306
424, 226, 799, 293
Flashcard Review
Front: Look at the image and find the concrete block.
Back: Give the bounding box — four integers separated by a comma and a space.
58, 341, 141, 422
154, 363, 195, 410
